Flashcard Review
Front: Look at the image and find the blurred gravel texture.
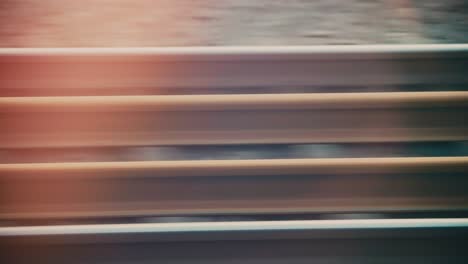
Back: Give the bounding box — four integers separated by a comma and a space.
0, 0, 466, 47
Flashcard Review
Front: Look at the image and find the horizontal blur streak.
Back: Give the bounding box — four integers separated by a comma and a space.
1, 157, 467, 220
1, 45, 468, 96
1, 92, 467, 148
3, 218, 468, 236
3, 219, 468, 264
2, 142, 468, 164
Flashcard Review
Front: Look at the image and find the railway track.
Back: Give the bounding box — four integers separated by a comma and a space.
1, 45, 468, 262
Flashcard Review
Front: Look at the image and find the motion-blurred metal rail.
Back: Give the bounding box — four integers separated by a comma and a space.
1, 91, 468, 148
2, 157, 468, 220
2, 219, 468, 263
1, 45, 468, 96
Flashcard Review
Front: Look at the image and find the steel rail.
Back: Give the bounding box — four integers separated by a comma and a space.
2, 219, 468, 263
1, 44, 468, 96
2, 157, 467, 220
1, 92, 467, 148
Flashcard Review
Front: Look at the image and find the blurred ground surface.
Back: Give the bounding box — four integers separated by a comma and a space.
0, 0, 467, 47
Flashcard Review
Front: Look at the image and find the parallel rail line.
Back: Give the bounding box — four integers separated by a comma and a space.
2, 157, 468, 220
1, 45, 468, 96
2, 219, 468, 263
2, 91, 468, 148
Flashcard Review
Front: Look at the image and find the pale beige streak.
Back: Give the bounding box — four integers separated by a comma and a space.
1, 92, 468, 111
